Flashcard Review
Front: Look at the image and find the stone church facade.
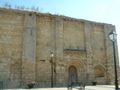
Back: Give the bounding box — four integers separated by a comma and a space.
0, 8, 119, 88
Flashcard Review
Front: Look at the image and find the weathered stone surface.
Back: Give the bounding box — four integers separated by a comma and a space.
84, 22, 94, 83
0, 8, 119, 88
22, 13, 36, 82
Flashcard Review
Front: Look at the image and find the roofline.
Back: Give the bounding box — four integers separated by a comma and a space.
0, 7, 114, 26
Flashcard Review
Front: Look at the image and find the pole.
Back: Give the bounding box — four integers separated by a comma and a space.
20, 57, 22, 87
51, 57, 53, 88
112, 41, 119, 90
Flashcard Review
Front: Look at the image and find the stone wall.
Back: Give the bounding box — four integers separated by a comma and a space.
0, 8, 119, 88
0, 9, 24, 81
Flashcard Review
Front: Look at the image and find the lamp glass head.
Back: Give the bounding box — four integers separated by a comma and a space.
50, 52, 54, 57
109, 30, 117, 41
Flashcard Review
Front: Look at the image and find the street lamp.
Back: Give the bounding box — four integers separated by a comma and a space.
109, 30, 119, 90
50, 52, 54, 88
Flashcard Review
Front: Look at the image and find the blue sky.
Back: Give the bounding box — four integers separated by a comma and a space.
0, 0, 120, 62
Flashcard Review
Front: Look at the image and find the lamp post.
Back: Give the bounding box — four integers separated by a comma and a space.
50, 52, 54, 88
109, 30, 119, 90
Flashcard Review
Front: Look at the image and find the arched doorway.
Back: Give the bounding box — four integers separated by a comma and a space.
68, 66, 78, 85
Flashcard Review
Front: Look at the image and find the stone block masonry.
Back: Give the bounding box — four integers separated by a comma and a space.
0, 8, 119, 88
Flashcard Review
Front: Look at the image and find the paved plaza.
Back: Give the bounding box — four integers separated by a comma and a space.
6, 85, 120, 90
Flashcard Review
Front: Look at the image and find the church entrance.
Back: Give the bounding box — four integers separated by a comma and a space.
68, 66, 78, 85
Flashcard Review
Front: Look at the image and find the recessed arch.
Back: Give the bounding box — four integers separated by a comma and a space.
68, 65, 78, 85
94, 65, 105, 78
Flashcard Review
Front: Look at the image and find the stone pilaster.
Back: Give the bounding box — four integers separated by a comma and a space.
84, 22, 94, 83
54, 17, 64, 83
104, 24, 114, 84
104, 24, 119, 84
113, 26, 119, 67
22, 13, 36, 82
